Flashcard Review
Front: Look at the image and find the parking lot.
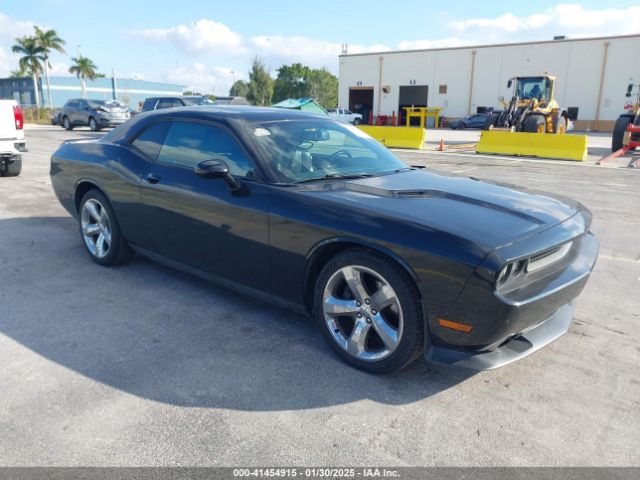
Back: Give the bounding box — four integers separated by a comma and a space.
0, 125, 639, 466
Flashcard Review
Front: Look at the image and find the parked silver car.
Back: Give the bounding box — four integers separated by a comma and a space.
60, 99, 130, 131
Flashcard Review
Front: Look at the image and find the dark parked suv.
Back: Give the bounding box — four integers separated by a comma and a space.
141, 96, 249, 112
61, 98, 130, 131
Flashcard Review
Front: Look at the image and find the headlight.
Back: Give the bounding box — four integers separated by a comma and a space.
496, 241, 573, 289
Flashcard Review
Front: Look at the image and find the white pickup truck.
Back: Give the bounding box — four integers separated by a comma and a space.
327, 108, 363, 125
0, 99, 26, 177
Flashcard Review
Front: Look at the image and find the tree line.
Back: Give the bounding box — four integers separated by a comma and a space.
229, 58, 338, 110
11, 26, 101, 108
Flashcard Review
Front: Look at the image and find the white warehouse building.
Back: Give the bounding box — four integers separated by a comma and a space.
338, 34, 640, 131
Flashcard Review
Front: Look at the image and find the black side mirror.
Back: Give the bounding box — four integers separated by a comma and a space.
507, 79, 512, 89
626, 83, 633, 98
195, 159, 242, 191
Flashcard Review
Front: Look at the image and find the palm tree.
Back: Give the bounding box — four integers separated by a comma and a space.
10, 66, 29, 78
34, 26, 66, 108
11, 36, 45, 107
68, 55, 99, 99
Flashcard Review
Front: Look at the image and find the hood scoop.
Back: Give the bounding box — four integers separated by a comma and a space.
345, 181, 545, 225
345, 182, 435, 198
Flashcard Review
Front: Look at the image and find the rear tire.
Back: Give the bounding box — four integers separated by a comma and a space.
353, 118, 361, 125
78, 189, 133, 266
553, 115, 567, 134
1, 156, 22, 177
482, 114, 498, 131
523, 115, 546, 133
313, 248, 424, 373
612, 115, 633, 152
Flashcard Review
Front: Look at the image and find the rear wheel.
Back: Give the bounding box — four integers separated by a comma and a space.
79, 189, 133, 266
612, 115, 633, 152
353, 118, 361, 125
1, 156, 21, 177
523, 115, 546, 133
313, 249, 424, 373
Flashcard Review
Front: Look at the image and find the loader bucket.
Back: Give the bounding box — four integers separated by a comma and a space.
476, 131, 588, 161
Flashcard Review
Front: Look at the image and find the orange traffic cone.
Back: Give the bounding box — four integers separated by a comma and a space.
438, 138, 445, 151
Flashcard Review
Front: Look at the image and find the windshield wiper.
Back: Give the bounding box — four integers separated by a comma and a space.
295, 173, 375, 184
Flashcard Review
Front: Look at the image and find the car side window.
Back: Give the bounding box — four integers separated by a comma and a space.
156, 122, 255, 177
156, 99, 175, 109
131, 122, 171, 161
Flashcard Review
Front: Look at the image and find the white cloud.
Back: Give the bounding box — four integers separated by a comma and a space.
448, 4, 640, 41
131, 19, 247, 55
0, 12, 34, 40
248, 36, 390, 70
129, 4, 640, 87
48, 61, 71, 76
164, 62, 242, 95
0, 46, 11, 77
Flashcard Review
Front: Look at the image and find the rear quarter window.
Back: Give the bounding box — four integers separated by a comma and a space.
131, 122, 171, 161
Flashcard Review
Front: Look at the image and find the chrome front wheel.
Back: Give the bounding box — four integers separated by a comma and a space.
314, 248, 425, 373
323, 264, 404, 362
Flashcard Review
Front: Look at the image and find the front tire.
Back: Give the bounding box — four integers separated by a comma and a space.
313, 249, 424, 373
63, 116, 73, 130
89, 117, 100, 132
523, 115, 546, 133
79, 189, 133, 266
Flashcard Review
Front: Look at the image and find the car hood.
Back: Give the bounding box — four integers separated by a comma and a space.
306, 169, 583, 250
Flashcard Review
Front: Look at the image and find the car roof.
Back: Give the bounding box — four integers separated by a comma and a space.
144, 105, 330, 122
103, 105, 335, 144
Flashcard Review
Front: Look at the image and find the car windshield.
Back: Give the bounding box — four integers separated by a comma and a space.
248, 119, 409, 183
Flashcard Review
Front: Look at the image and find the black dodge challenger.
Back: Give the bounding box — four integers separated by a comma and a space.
50, 106, 598, 373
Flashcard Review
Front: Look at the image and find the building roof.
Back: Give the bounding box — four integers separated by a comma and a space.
340, 33, 640, 58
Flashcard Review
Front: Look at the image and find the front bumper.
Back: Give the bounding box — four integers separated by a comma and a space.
425, 301, 574, 370
97, 116, 129, 127
423, 228, 598, 370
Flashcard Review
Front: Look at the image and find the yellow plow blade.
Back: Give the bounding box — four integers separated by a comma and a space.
357, 126, 424, 149
476, 131, 588, 161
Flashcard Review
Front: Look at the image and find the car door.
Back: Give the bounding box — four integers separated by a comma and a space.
468, 115, 484, 128
76, 100, 89, 125
137, 120, 271, 292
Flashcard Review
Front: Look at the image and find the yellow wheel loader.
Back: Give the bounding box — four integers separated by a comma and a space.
477, 75, 587, 161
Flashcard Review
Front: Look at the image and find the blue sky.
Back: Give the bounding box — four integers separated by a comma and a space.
1, 1, 639, 94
